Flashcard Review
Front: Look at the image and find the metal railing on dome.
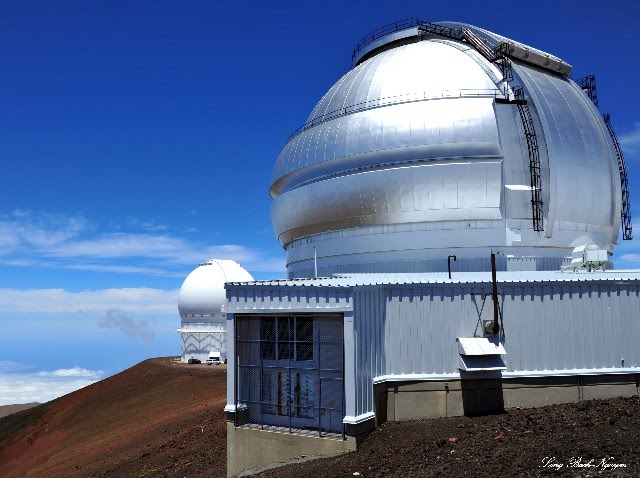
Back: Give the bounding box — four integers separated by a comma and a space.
351, 18, 464, 63
284, 88, 503, 144
575, 74, 599, 108
281, 19, 516, 145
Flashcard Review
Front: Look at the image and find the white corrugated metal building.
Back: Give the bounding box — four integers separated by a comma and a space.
225, 271, 640, 475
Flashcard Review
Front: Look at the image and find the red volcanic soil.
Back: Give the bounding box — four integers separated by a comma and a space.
0, 358, 226, 478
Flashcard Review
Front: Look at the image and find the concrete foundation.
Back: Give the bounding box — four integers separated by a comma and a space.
226, 422, 355, 477
376, 374, 640, 422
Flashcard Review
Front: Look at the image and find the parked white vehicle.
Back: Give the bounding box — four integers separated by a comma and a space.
205, 351, 223, 365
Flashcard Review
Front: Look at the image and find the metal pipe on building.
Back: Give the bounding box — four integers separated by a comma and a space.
314, 247, 318, 278
447, 255, 457, 279
491, 253, 500, 334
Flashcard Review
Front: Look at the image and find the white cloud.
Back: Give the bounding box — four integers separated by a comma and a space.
0, 287, 179, 313
0, 209, 88, 251
42, 233, 196, 260
126, 218, 169, 232
0, 368, 105, 405
0, 210, 284, 275
39, 234, 269, 267
37, 367, 105, 380
65, 263, 184, 277
619, 122, 640, 155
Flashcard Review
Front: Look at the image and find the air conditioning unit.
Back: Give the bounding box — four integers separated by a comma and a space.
562, 243, 609, 272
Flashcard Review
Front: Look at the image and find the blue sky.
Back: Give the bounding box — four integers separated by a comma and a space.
1, 0, 640, 404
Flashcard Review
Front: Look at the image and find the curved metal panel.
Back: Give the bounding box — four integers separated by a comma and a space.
272, 98, 502, 196
178, 260, 254, 316
512, 62, 618, 235
272, 40, 501, 192
272, 161, 503, 243
351, 25, 421, 66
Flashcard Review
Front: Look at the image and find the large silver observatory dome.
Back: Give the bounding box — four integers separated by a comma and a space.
270, 20, 632, 278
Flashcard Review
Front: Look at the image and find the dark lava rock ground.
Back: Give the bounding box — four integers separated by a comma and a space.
259, 396, 640, 478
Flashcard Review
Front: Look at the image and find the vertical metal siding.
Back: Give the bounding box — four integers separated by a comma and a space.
351, 281, 640, 418
228, 280, 640, 421
353, 288, 385, 419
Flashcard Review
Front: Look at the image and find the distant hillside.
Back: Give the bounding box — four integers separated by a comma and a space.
0, 403, 40, 419
0, 358, 226, 478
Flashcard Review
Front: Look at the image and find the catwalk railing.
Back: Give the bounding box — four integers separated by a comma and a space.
575, 74, 599, 108
352, 18, 463, 62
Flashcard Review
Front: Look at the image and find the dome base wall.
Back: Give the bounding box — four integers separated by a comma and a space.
284, 221, 614, 278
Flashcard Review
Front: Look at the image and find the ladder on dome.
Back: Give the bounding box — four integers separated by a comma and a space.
463, 31, 543, 230
464, 31, 543, 231
462, 29, 514, 97
512, 86, 544, 232
418, 23, 543, 231
603, 113, 633, 240
417, 23, 514, 95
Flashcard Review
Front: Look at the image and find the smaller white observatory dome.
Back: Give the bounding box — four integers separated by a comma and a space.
178, 259, 254, 318
178, 259, 254, 363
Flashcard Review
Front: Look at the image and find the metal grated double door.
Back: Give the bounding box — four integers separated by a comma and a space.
235, 314, 344, 437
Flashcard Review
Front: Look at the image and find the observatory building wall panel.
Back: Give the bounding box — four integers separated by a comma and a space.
350, 280, 640, 419
226, 286, 353, 314
179, 329, 226, 363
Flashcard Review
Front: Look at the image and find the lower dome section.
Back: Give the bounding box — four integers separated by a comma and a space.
284, 219, 614, 279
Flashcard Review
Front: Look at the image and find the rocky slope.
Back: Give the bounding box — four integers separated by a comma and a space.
0, 358, 226, 478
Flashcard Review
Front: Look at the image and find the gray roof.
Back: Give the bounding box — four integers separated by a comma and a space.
226, 271, 640, 288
